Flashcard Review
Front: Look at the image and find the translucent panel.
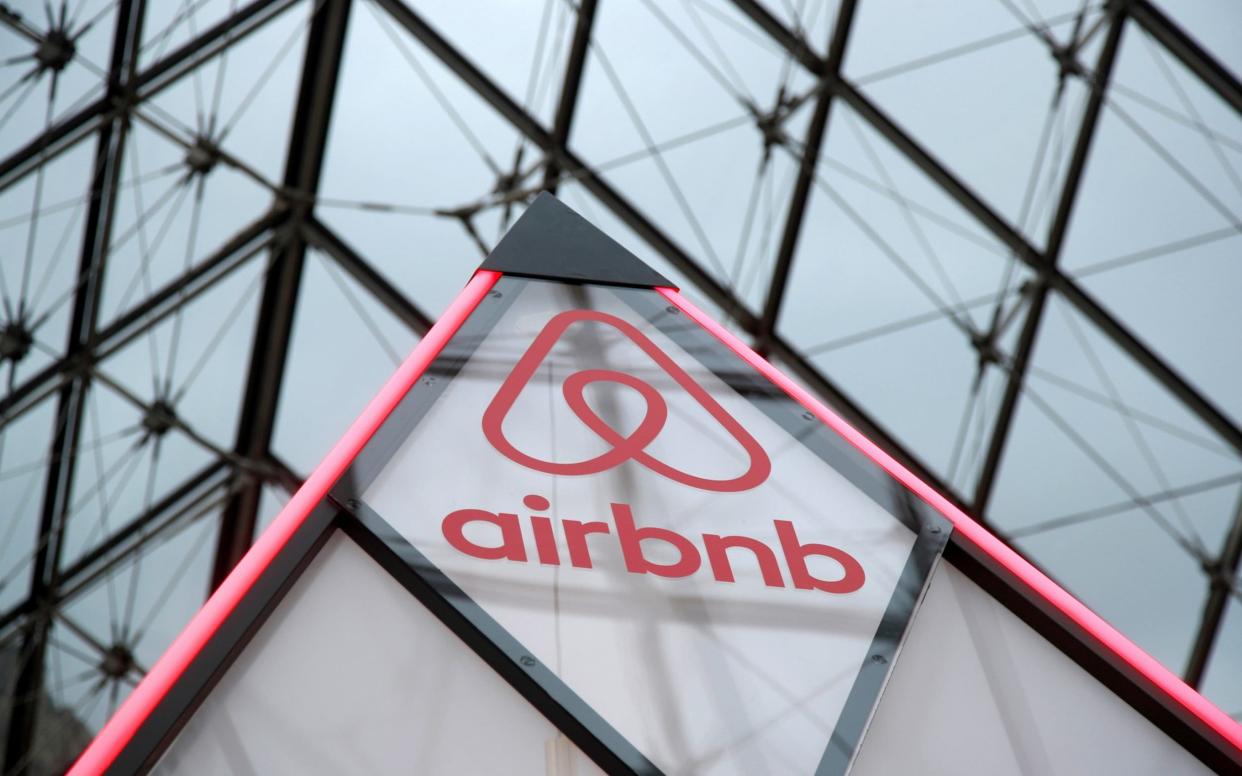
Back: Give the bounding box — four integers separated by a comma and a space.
157, 533, 605, 775
272, 248, 420, 474
845, 0, 1099, 235
317, 1, 529, 318
852, 560, 1212, 775
780, 102, 1033, 486
361, 276, 938, 774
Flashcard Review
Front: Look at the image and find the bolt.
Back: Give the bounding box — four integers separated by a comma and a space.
35, 29, 75, 72
141, 399, 177, 438
99, 644, 135, 679
870, 654, 888, 665
665, 305, 679, 314
519, 655, 536, 667
184, 136, 221, 177
0, 322, 33, 364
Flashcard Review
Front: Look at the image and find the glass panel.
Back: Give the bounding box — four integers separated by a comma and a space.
851, 560, 1214, 775
157, 532, 606, 776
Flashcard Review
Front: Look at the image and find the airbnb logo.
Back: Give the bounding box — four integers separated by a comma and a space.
483, 310, 770, 492
441, 496, 865, 594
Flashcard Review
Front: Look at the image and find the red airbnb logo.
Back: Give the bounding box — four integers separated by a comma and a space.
483, 310, 771, 492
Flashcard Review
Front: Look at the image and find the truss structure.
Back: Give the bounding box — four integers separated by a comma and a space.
0, 0, 1239, 772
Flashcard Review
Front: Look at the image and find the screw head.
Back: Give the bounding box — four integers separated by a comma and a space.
519, 655, 536, 667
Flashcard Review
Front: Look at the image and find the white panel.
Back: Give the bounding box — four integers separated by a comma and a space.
851, 561, 1212, 776
155, 534, 604, 775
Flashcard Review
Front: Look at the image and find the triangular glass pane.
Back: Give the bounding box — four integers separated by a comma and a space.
154, 532, 606, 775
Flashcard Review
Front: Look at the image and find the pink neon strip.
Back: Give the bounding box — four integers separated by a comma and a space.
658, 286, 1242, 755
68, 270, 501, 776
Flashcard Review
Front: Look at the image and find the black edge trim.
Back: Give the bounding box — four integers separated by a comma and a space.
946, 536, 1242, 774
341, 504, 663, 776
106, 502, 339, 774
479, 193, 676, 290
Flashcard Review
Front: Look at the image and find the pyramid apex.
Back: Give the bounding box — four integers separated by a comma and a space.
479, 192, 675, 289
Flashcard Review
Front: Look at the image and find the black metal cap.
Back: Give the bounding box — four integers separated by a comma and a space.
480, 192, 675, 289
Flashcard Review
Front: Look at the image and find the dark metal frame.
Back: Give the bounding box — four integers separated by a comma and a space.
2, 0, 1241, 769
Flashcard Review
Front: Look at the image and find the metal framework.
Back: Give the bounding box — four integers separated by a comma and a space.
0, 0, 1239, 772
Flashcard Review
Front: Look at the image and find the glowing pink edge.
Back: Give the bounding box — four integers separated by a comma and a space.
658, 286, 1242, 754
67, 270, 501, 776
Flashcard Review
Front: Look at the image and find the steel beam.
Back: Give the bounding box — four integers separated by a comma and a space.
973, 10, 1127, 517
541, 0, 598, 193
212, 0, 353, 589
1129, 0, 1242, 116
757, 0, 858, 349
